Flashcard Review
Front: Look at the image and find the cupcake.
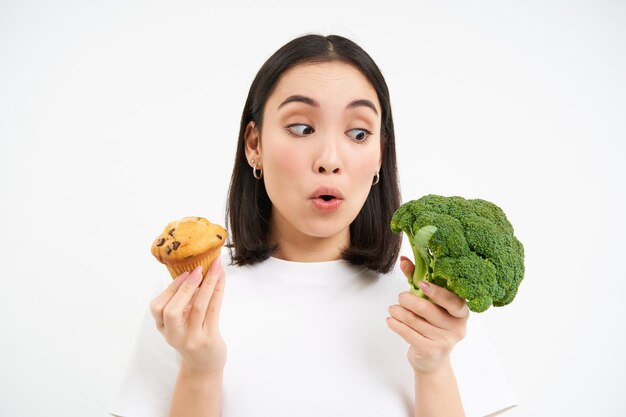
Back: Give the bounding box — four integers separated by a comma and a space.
150, 216, 227, 279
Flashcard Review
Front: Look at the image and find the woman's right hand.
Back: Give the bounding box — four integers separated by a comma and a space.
150, 256, 227, 375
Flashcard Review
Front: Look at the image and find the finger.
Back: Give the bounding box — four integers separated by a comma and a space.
417, 281, 469, 319
398, 291, 455, 330
205, 267, 226, 328
162, 265, 205, 331
388, 304, 441, 340
386, 315, 431, 347
182, 287, 201, 322
399, 256, 415, 280
188, 256, 223, 330
150, 271, 191, 328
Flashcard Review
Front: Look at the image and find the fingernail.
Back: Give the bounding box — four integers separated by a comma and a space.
400, 255, 409, 263
189, 266, 203, 283
418, 280, 431, 293
210, 255, 222, 273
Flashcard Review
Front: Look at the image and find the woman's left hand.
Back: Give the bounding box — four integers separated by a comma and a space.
387, 256, 470, 374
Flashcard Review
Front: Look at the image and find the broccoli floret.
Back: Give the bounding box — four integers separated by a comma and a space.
390, 194, 525, 312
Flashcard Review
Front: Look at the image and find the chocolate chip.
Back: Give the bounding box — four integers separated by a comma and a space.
156, 237, 165, 247
168, 228, 175, 236
197, 217, 201, 220
165, 246, 172, 255
216, 234, 222, 240
172, 241, 180, 250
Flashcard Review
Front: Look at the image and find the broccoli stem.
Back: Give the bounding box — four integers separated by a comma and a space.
408, 225, 437, 299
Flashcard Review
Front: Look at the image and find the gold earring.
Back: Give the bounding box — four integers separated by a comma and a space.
252, 160, 263, 180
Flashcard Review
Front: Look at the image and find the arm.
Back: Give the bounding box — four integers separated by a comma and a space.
168, 366, 223, 417
388, 257, 469, 417
413, 358, 465, 417
148, 260, 228, 417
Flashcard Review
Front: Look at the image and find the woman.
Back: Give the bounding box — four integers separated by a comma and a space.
109, 34, 516, 417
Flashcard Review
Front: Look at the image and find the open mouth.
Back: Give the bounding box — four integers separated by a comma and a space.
310, 187, 344, 211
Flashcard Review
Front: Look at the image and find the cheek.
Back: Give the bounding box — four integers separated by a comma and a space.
264, 139, 305, 178
357, 154, 376, 176
261, 139, 306, 206
351, 147, 380, 190
340, 146, 381, 220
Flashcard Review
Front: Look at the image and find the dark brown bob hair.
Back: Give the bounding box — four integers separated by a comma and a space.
225, 33, 401, 274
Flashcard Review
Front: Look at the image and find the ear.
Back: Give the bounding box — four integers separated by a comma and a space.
244, 121, 261, 167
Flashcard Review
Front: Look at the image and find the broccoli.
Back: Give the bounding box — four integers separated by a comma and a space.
390, 194, 524, 312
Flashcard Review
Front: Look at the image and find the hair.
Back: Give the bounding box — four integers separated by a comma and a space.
225, 33, 402, 274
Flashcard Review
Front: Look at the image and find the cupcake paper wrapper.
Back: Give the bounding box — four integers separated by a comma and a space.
165, 250, 221, 280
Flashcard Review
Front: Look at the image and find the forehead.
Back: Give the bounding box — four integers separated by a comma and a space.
268, 61, 379, 107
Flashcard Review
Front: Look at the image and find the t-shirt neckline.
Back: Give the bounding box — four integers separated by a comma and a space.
259, 256, 370, 286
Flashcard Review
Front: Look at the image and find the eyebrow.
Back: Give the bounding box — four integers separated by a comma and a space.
277, 94, 379, 116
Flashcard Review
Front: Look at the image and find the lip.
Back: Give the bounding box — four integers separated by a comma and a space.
309, 186, 344, 200
311, 197, 343, 212
309, 186, 344, 212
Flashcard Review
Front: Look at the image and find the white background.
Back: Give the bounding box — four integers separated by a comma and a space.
1, 1, 625, 416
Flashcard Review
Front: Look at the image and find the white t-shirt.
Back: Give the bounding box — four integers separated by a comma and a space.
108, 256, 517, 417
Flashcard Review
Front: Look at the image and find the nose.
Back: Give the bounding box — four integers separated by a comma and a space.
313, 137, 342, 175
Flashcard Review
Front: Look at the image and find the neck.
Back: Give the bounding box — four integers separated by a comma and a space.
268, 210, 350, 263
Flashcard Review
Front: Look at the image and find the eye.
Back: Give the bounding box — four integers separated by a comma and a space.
347, 128, 373, 142
286, 124, 315, 136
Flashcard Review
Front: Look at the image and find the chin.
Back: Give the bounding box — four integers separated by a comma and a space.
299, 216, 352, 239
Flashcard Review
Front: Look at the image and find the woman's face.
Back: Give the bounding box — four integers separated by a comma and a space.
246, 61, 382, 248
